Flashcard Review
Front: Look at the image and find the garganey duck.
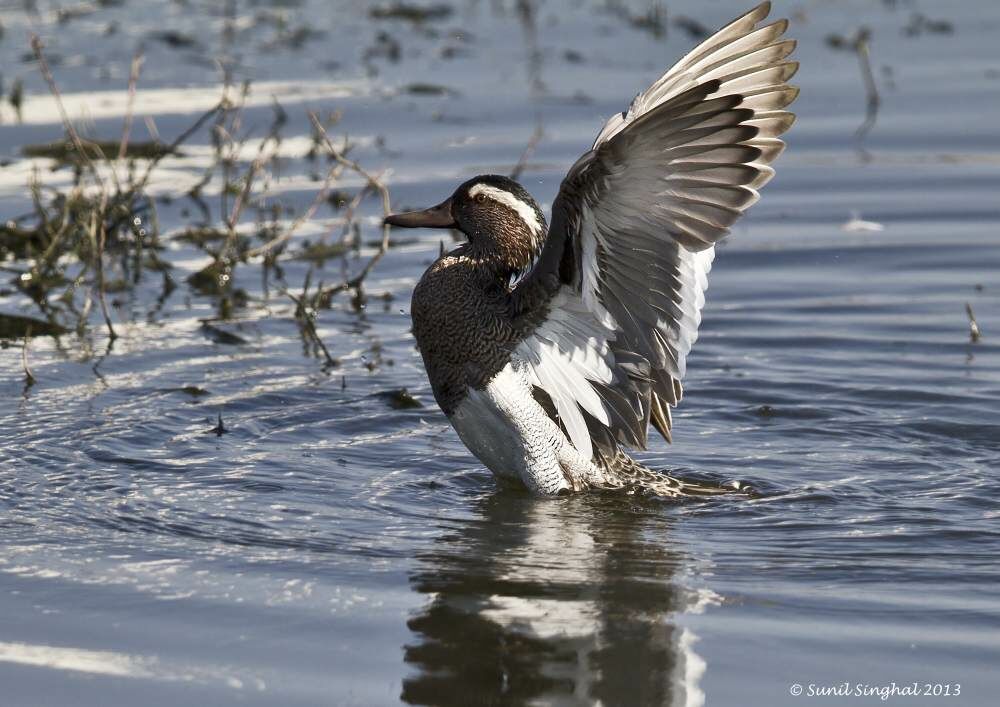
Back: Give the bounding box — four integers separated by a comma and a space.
386, 3, 798, 496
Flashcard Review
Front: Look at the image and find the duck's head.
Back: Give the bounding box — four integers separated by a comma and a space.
384, 175, 547, 274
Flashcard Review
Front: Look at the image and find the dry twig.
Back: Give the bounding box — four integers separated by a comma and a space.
966, 303, 982, 343
305, 112, 393, 301
32, 34, 117, 340
117, 52, 144, 162
285, 269, 339, 369
852, 29, 880, 148
510, 117, 543, 181
22, 333, 36, 386
246, 162, 344, 258
30, 35, 103, 183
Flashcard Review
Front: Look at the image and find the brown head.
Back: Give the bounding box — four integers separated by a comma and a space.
384, 175, 547, 275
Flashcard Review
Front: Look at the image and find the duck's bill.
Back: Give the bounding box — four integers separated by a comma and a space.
383, 198, 455, 229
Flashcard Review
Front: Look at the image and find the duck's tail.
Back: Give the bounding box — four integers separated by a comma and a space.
594, 453, 753, 498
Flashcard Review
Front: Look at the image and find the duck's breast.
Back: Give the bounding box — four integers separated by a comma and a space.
411, 255, 517, 412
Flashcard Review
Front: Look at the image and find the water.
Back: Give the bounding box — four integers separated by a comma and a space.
2, 1, 999, 704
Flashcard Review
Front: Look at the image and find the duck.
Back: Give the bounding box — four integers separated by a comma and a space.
385, 2, 798, 496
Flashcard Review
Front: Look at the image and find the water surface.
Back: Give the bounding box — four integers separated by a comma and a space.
1, 1, 999, 705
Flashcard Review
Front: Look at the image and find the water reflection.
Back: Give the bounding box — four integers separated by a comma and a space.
402, 492, 703, 706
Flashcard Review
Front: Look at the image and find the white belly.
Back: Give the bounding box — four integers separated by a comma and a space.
449, 363, 575, 495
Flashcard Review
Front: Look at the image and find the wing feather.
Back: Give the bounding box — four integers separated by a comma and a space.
513, 2, 797, 458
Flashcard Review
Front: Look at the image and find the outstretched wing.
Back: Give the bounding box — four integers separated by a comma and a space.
511, 2, 798, 461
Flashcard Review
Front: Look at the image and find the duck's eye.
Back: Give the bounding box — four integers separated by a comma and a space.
474, 193, 486, 204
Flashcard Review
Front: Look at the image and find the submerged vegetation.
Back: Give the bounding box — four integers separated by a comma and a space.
1, 35, 394, 378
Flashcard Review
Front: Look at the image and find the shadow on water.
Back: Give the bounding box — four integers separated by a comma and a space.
402, 491, 698, 706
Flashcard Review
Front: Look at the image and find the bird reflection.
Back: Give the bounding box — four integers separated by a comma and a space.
402, 491, 703, 705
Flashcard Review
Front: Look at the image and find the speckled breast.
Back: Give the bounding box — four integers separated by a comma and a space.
410, 254, 518, 414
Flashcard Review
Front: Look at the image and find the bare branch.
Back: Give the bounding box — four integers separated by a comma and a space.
287, 290, 339, 369
117, 52, 145, 162
510, 116, 543, 181
851, 29, 880, 151
305, 112, 393, 301
31, 35, 95, 174
88, 196, 117, 341
22, 334, 36, 386
966, 302, 982, 343
133, 101, 225, 194
247, 161, 345, 258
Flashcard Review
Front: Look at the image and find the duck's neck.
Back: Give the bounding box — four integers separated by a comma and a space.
462, 227, 545, 284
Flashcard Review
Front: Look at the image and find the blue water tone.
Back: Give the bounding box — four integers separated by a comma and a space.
1, 1, 998, 705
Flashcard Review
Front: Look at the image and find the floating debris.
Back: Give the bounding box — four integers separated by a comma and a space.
208, 412, 228, 436
263, 26, 326, 51
159, 385, 211, 398
825, 33, 848, 50
173, 227, 228, 247
187, 260, 234, 296
403, 83, 457, 96
200, 321, 248, 345
292, 241, 350, 262
21, 335, 36, 387
903, 14, 954, 37
22, 140, 177, 163
57, 5, 95, 24
842, 211, 885, 232
628, 4, 666, 37
0, 223, 45, 260
439, 43, 468, 60
8, 78, 23, 122
370, 3, 453, 23
673, 15, 710, 39
379, 388, 423, 409
148, 31, 200, 49
825, 27, 880, 153
364, 31, 402, 63
326, 190, 353, 210
966, 303, 982, 343
0, 313, 68, 339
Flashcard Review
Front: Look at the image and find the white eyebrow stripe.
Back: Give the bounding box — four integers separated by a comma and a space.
469, 184, 543, 236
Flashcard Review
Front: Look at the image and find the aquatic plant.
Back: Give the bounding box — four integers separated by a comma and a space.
2, 37, 395, 379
